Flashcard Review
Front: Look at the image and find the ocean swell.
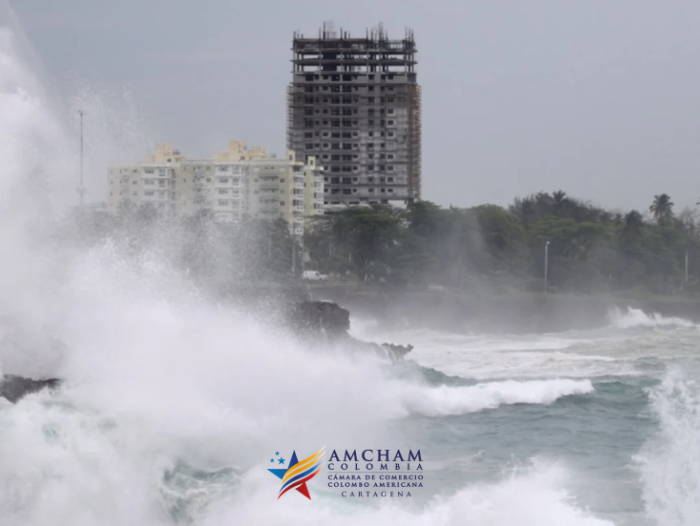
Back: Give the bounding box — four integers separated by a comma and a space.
400, 379, 594, 417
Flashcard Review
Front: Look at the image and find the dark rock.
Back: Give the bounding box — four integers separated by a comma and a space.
382, 343, 414, 361
285, 300, 413, 361
287, 301, 351, 340
0, 375, 61, 403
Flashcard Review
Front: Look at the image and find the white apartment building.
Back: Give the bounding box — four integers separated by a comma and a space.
107, 142, 324, 236
107, 144, 184, 214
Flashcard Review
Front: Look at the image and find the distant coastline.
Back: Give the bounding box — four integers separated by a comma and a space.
306, 284, 700, 334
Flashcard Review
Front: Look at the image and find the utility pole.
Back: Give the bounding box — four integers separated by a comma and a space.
78, 110, 85, 207
544, 241, 550, 293
685, 250, 689, 281
292, 235, 297, 276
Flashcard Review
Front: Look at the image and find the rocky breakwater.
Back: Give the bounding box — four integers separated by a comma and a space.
285, 300, 413, 361
0, 300, 410, 403
0, 375, 60, 403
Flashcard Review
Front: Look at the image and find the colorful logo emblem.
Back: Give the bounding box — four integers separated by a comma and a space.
267, 446, 326, 499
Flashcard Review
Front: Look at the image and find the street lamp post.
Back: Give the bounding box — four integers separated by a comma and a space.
78, 110, 85, 207
544, 241, 550, 293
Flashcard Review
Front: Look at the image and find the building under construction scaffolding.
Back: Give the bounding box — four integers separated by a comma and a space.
287, 22, 421, 207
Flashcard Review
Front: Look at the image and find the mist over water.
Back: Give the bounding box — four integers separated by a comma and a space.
1, 7, 700, 526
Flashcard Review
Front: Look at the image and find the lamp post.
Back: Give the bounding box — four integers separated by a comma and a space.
685, 250, 689, 282
544, 241, 550, 293
78, 110, 85, 207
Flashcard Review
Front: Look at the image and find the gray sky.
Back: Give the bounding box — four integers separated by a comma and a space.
9, 0, 700, 212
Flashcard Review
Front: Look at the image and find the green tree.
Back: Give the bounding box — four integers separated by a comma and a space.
650, 194, 674, 225
332, 207, 401, 282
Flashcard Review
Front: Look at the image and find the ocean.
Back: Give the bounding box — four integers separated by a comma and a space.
1, 4, 699, 525
1, 283, 698, 526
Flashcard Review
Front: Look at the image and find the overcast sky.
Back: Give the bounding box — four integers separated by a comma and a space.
8, 0, 700, 212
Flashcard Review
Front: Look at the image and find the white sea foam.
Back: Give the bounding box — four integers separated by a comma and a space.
399, 379, 594, 417
198, 462, 614, 526
636, 365, 700, 526
607, 306, 696, 330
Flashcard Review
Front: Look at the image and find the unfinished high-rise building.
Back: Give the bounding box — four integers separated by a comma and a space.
287, 22, 421, 208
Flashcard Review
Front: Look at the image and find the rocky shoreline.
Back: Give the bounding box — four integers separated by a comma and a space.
0, 300, 413, 404
284, 300, 413, 360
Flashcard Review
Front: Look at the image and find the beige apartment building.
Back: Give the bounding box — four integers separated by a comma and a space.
107, 142, 324, 236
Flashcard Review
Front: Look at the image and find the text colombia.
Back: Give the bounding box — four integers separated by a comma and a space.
326, 449, 424, 498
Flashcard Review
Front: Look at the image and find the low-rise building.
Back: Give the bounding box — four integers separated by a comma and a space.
107, 142, 325, 236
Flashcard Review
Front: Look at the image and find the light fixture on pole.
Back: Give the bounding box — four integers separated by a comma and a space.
78, 110, 86, 207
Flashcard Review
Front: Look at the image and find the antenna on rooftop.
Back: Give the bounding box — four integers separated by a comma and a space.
78, 110, 86, 207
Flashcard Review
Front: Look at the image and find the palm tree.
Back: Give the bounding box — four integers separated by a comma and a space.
649, 194, 674, 225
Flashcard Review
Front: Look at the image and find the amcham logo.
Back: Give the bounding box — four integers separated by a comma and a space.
267, 447, 326, 500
